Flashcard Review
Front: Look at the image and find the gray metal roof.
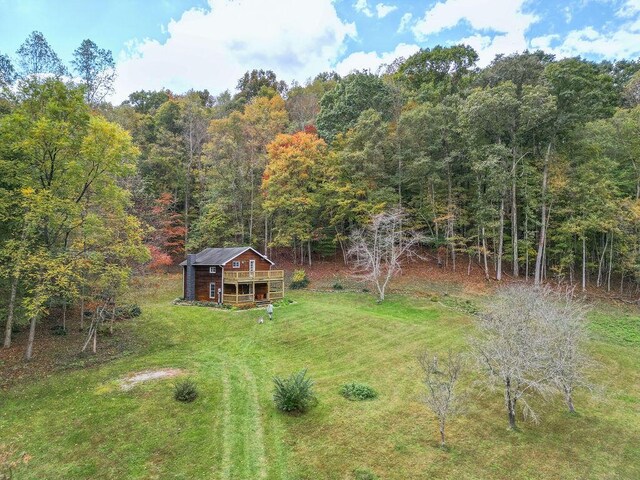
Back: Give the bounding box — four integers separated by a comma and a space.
179, 247, 273, 266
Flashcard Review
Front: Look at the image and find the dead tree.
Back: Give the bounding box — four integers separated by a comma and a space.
81, 297, 112, 354
539, 288, 592, 413
472, 285, 553, 429
417, 350, 465, 447
348, 208, 423, 302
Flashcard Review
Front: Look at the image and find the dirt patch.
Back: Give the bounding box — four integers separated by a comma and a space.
120, 368, 184, 391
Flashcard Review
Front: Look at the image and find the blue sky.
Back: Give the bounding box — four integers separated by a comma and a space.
1, 0, 639, 102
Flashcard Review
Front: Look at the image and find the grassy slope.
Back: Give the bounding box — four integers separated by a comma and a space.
1, 276, 639, 480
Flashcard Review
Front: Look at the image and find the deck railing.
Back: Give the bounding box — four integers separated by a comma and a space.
223, 293, 255, 304
224, 270, 284, 281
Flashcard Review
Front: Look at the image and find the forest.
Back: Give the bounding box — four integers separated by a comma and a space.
2, 32, 640, 358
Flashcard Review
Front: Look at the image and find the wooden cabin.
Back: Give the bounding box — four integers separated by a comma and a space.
180, 247, 284, 306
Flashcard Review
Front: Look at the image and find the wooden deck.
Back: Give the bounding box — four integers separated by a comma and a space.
223, 270, 285, 305
224, 270, 284, 281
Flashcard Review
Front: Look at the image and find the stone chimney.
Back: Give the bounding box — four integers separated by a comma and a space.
185, 253, 196, 301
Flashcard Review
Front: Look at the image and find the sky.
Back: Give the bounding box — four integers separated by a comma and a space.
1, 0, 639, 103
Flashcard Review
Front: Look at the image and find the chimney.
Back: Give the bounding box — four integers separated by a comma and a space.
186, 253, 196, 301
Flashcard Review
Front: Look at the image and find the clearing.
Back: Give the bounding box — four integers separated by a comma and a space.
1, 273, 639, 479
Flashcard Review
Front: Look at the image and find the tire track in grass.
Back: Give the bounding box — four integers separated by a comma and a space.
243, 365, 268, 479
219, 359, 269, 479
219, 364, 232, 480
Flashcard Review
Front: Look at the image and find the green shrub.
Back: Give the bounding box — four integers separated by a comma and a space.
173, 379, 198, 403
340, 382, 378, 401
273, 298, 293, 307
333, 282, 344, 290
115, 304, 142, 319
50, 325, 67, 336
290, 269, 309, 290
273, 369, 316, 413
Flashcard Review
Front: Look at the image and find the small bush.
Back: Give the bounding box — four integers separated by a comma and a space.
174, 379, 198, 403
340, 382, 378, 401
50, 325, 67, 336
333, 282, 344, 290
290, 269, 309, 290
115, 304, 142, 319
273, 298, 293, 307
273, 369, 316, 414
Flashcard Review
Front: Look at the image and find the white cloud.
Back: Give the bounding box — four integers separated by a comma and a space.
531, 23, 640, 59
354, 0, 374, 17
112, 0, 356, 102
616, 0, 640, 18
397, 12, 413, 33
354, 0, 396, 18
411, 0, 538, 65
376, 3, 397, 18
335, 43, 419, 74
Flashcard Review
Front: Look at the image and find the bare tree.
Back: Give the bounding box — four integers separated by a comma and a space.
538, 288, 592, 413
472, 285, 553, 429
417, 350, 465, 447
348, 208, 423, 302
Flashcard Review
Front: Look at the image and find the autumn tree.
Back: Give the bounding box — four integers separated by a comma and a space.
263, 130, 335, 263
0, 79, 146, 358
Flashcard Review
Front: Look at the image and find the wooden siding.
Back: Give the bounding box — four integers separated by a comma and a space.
183, 249, 277, 304
224, 250, 271, 271
194, 266, 222, 302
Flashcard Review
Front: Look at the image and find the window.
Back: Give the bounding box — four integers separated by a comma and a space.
209, 266, 216, 274
232, 261, 240, 268
209, 282, 216, 299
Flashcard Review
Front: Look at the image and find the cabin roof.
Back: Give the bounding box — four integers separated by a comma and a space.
179, 247, 274, 266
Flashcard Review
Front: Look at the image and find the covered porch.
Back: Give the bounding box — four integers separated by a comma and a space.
223, 270, 284, 305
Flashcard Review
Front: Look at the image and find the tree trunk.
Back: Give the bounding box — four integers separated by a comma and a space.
481, 226, 489, 280
264, 215, 268, 256
512, 153, 519, 277
508, 403, 517, 429
439, 421, 446, 448
110, 301, 116, 335
535, 144, 551, 285
308, 239, 312, 267
597, 233, 608, 288
3, 275, 18, 348
607, 231, 614, 292
80, 293, 85, 331
582, 236, 587, 292
24, 316, 37, 361
497, 197, 505, 281
565, 386, 576, 414
447, 164, 456, 272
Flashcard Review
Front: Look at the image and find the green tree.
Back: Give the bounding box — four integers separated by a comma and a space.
317, 72, 395, 142
72, 39, 116, 106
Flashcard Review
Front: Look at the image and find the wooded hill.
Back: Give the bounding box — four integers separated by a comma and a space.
2, 33, 640, 358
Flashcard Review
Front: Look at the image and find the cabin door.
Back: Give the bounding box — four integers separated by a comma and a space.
249, 259, 255, 277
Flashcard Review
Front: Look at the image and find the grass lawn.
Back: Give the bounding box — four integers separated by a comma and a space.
1, 275, 639, 479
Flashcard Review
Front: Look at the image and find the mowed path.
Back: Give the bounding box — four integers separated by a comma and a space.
218, 360, 267, 480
